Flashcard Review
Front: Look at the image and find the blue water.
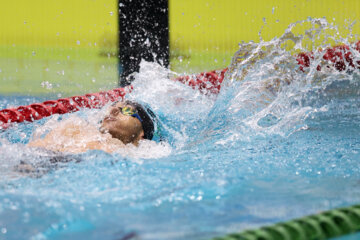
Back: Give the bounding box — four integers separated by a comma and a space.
1, 20, 360, 240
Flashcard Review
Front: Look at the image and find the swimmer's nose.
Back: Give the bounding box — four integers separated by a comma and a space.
109, 107, 120, 116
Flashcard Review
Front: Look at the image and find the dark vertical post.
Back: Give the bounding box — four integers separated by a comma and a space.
118, 0, 169, 87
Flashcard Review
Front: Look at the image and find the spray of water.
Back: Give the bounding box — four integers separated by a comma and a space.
208, 18, 360, 140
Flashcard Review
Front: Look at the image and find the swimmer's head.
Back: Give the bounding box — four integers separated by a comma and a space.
100, 100, 154, 144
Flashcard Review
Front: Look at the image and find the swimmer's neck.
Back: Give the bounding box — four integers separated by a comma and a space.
98, 126, 140, 146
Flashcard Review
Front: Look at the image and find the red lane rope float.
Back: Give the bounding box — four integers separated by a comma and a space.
0, 87, 129, 129
0, 41, 359, 129
296, 40, 360, 72
174, 68, 227, 95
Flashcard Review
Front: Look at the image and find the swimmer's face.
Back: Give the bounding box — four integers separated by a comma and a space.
100, 102, 144, 144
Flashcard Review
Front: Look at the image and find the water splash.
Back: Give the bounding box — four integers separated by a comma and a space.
206, 18, 360, 140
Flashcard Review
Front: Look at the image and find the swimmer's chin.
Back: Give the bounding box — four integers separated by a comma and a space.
99, 126, 109, 134
99, 126, 125, 145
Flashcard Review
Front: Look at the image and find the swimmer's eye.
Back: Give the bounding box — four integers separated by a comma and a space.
119, 106, 136, 116
108, 103, 143, 123
118, 107, 143, 123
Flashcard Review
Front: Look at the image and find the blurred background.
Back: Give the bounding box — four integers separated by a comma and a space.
0, 0, 359, 96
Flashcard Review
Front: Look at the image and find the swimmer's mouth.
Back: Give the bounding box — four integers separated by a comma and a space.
103, 116, 116, 122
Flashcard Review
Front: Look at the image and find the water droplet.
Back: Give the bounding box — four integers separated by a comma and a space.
76, 40, 80, 45
1, 228, 7, 234
20, 132, 27, 140
109, 11, 113, 16
41, 81, 53, 89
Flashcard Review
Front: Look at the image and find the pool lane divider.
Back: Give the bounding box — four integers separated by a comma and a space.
0, 40, 359, 129
175, 68, 228, 94
297, 40, 360, 72
0, 87, 131, 129
212, 204, 360, 240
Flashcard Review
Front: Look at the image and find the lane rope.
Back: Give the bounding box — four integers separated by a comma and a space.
213, 204, 360, 240
0, 87, 131, 129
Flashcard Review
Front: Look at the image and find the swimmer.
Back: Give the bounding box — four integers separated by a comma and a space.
16, 100, 155, 176
27, 100, 155, 154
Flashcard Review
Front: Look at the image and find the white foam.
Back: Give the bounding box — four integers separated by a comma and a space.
118, 140, 172, 161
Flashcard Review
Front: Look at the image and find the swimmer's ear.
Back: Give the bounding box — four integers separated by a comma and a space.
138, 130, 144, 139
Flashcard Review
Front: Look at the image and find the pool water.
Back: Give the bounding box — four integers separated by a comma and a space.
1, 19, 360, 240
